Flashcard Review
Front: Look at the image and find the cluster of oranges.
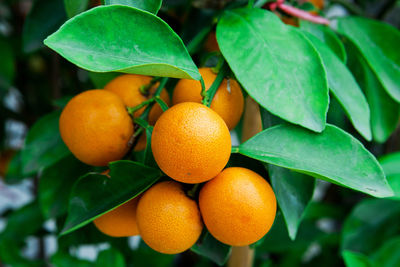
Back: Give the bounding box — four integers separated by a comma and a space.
59, 69, 277, 254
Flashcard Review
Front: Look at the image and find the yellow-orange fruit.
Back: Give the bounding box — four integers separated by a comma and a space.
172, 68, 244, 130
94, 197, 140, 237
151, 102, 231, 183
134, 132, 147, 151
59, 90, 133, 166
199, 167, 277, 246
104, 74, 170, 125
136, 181, 203, 254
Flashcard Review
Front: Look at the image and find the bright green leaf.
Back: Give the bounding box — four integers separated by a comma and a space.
44, 5, 200, 80
336, 17, 400, 102
303, 32, 371, 140
64, 0, 90, 18
379, 152, 400, 199
239, 124, 392, 197
61, 160, 161, 235
217, 8, 329, 132
104, 0, 162, 14
342, 250, 372, 267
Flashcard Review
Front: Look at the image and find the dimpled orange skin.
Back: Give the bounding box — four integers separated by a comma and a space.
104, 74, 170, 125
151, 102, 231, 184
199, 167, 277, 246
59, 90, 133, 166
136, 181, 203, 254
94, 197, 140, 237
173, 68, 244, 130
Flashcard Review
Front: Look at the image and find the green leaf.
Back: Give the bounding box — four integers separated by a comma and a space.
61, 160, 161, 235
239, 124, 392, 197
50, 252, 92, 267
44, 5, 200, 80
191, 230, 232, 266
88, 71, 120, 88
341, 199, 400, 254
4, 150, 27, 184
379, 152, 400, 199
94, 248, 126, 267
302, 32, 371, 140
0, 37, 15, 90
39, 155, 91, 218
268, 165, 315, 240
336, 17, 400, 102
345, 41, 400, 143
342, 251, 372, 267
104, 0, 162, 14
20, 111, 70, 175
23, 0, 66, 53
217, 8, 329, 132
371, 236, 400, 267
64, 0, 90, 18
300, 20, 346, 62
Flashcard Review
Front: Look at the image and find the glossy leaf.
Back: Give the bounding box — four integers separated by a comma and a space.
94, 248, 126, 267
44, 6, 200, 80
342, 251, 371, 267
337, 17, 400, 102
21, 111, 70, 175
300, 20, 346, 62
371, 236, 400, 267
39, 155, 91, 218
61, 160, 161, 235
346, 41, 400, 143
23, 0, 66, 53
217, 8, 329, 132
64, 0, 90, 18
379, 152, 400, 199
191, 230, 232, 266
104, 0, 162, 14
341, 199, 400, 254
268, 165, 315, 240
0, 37, 15, 90
239, 124, 392, 197
303, 32, 371, 140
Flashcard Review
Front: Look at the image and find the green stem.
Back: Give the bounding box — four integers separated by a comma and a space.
200, 78, 207, 98
139, 77, 169, 120
187, 183, 201, 199
231, 146, 240, 153
187, 26, 214, 55
202, 60, 228, 107
127, 97, 155, 115
139, 77, 162, 95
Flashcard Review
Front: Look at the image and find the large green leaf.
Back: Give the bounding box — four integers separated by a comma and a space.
217, 8, 329, 132
371, 236, 400, 267
342, 251, 371, 267
346, 41, 400, 143
21, 111, 70, 175
104, 0, 162, 14
239, 124, 392, 197
64, 0, 90, 18
379, 152, 400, 199
44, 5, 200, 80
341, 199, 400, 254
23, 0, 66, 53
300, 20, 346, 62
336, 17, 400, 102
61, 160, 161, 235
303, 33, 371, 140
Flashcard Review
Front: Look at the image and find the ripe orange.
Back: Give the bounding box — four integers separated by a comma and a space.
59, 90, 134, 166
136, 181, 203, 254
93, 196, 140, 237
172, 68, 244, 130
104, 74, 170, 125
199, 167, 277, 246
151, 102, 231, 184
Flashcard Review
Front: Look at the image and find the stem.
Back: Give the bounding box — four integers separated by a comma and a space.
231, 146, 240, 153
202, 60, 228, 107
187, 26, 213, 55
187, 183, 201, 199
139, 77, 169, 120
200, 78, 207, 98
139, 77, 162, 95
126, 97, 155, 116
278, 3, 330, 24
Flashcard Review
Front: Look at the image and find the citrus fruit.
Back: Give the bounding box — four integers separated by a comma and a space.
199, 167, 277, 246
104, 74, 170, 125
59, 89, 134, 166
136, 181, 203, 254
151, 102, 231, 183
94, 196, 140, 237
172, 68, 244, 130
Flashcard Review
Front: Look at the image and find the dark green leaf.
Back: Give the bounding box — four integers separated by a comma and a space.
39, 155, 91, 218
94, 248, 126, 267
21, 111, 70, 175
104, 0, 162, 14
4, 150, 28, 184
44, 6, 200, 80
342, 250, 372, 267
88, 71, 120, 88
300, 20, 346, 62
191, 230, 232, 266
50, 252, 92, 267
379, 152, 400, 199
131, 243, 175, 267
217, 8, 329, 132
371, 236, 400, 267
23, 0, 66, 53
336, 17, 400, 102
61, 160, 161, 235
0, 240, 43, 267
0, 37, 15, 90
64, 0, 90, 18
303, 32, 371, 140
239, 124, 392, 197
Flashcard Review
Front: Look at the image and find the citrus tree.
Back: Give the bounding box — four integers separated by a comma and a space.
1, 0, 400, 266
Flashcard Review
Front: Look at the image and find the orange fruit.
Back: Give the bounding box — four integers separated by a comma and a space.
136, 181, 203, 254
104, 74, 170, 125
199, 167, 277, 246
151, 102, 231, 184
94, 196, 140, 237
134, 132, 147, 151
59, 89, 133, 166
204, 31, 219, 52
172, 68, 244, 130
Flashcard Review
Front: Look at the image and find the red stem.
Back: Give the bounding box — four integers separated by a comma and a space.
278, 3, 330, 25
